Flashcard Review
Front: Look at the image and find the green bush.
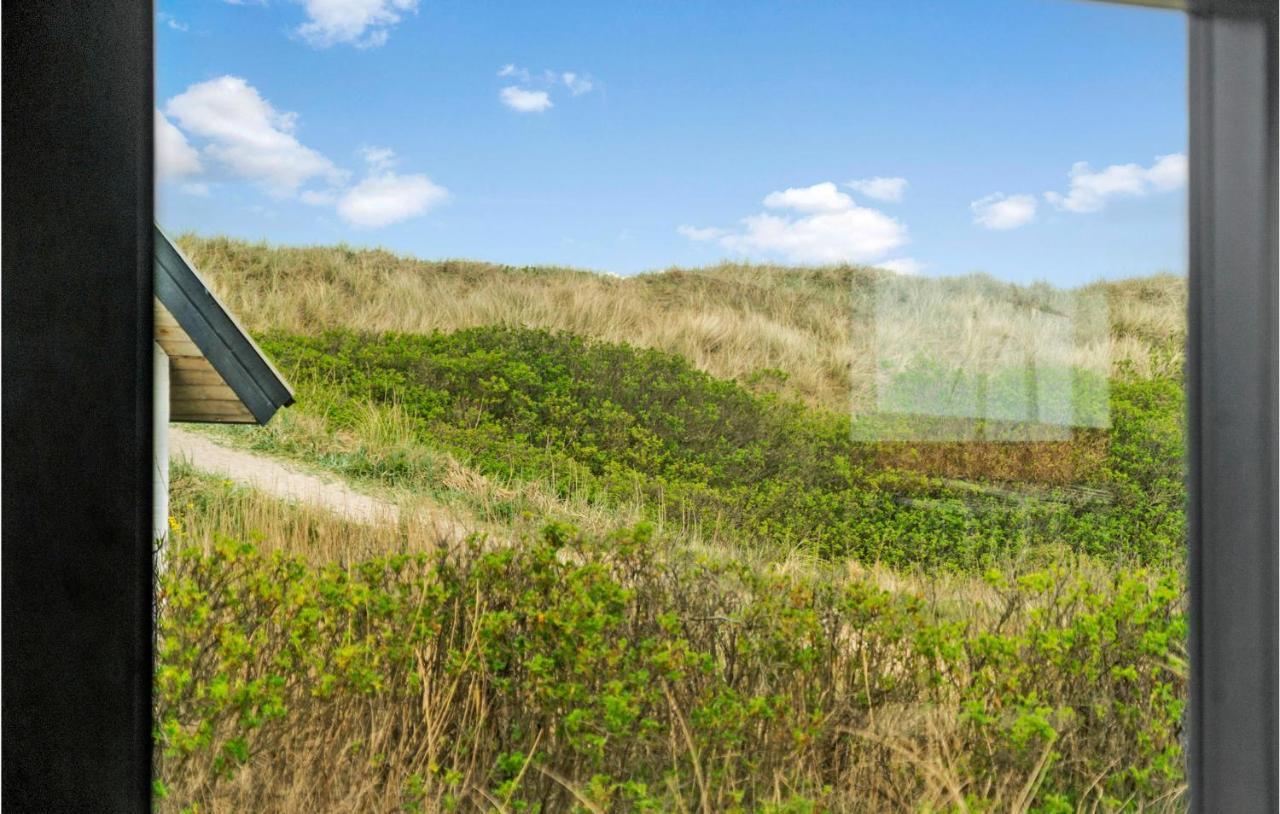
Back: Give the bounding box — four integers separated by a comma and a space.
155, 524, 1185, 812
256, 327, 1185, 569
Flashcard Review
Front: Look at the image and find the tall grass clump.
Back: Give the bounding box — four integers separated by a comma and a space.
156, 496, 1185, 813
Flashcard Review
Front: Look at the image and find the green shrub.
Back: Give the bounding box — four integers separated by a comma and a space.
256, 327, 1185, 569
155, 523, 1185, 812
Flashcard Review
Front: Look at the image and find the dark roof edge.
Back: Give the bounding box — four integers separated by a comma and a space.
154, 224, 295, 424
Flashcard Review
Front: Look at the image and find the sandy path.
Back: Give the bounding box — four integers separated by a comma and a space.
169, 427, 469, 541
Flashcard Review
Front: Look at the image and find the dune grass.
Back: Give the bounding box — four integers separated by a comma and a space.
175, 235, 1187, 415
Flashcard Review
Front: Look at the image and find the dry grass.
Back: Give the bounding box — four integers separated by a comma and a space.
167, 458, 452, 562
158, 470, 1186, 813
168, 456, 999, 610
192, 388, 657, 547
176, 235, 1186, 415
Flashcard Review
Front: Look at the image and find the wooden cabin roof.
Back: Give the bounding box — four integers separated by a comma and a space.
154, 225, 294, 424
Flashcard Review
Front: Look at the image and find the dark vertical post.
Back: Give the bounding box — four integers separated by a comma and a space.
1186, 1, 1278, 810
2, 2, 154, 811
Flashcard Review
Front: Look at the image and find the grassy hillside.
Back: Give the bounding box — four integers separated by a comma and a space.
232, 326, 1183, 569
175, 235, 1187, 414
157, 235, 1191, 811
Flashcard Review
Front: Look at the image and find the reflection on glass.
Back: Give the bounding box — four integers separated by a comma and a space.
854, 275, 1110, 442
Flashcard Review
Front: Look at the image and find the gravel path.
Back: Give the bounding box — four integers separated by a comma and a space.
169, 427, 468, 541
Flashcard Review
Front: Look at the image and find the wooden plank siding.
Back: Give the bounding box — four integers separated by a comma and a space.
154, 299, 257, 423
169, 400, 257, 421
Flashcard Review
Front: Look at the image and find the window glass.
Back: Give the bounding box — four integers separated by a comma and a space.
154, 2, 1188, 809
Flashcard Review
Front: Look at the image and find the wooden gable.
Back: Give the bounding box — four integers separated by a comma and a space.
154, 226, 294, 424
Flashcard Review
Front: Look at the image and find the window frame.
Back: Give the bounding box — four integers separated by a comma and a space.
1183, 1, 1279, 808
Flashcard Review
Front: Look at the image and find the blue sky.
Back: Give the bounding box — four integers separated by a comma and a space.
156, 0, 1187, 285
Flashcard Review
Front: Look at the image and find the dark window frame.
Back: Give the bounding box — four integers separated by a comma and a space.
1184, 1, 1278, 809
3, 3, 155, 811
1, 1, 1275, 809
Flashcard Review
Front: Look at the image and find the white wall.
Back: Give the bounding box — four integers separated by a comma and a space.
153, 342, 170, 549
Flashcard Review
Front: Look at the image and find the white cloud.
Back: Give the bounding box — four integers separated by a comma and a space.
683, 182, 908, 265
1044, 153, 1187, 213
1145, 153, 1188, 191
155, 110, 203, 181
879, 257, 923, 275
971, 193, 1038, 230
359, 146, 396, 171
846, 176, 908, 203
159, 12, 190, 31
1045, 164, 1143, 213
163, 77, 448, 230
164, 76, 344, 197
562, 72, 595, 96
677, 225, 728, 241
496, 65, 597, 109
722, 209, 907, 264
500, 86, 553, 113
337, 172, 448, 227
498, 64, 531, 81
296, 0, 418, 48
763, 182, 855, 214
